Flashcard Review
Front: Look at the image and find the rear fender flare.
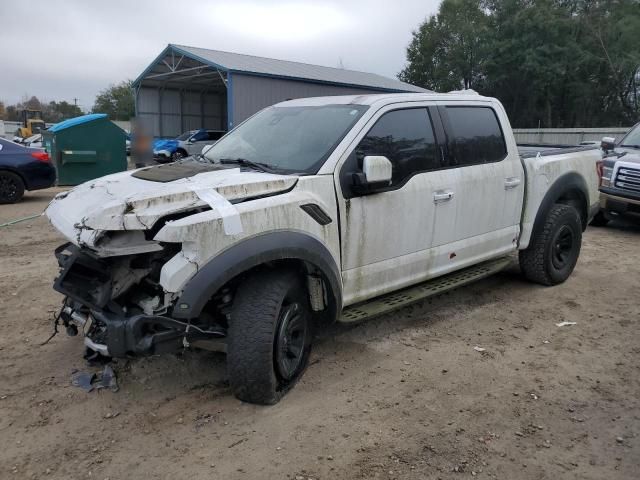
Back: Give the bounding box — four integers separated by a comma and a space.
172, 231, 342, 320
531, 172, 590, 237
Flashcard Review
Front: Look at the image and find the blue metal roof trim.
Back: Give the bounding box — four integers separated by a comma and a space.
135, 44, 427, 94
170, 44, 230, 74
49, 114, 108, 132
132, 45, 175, 87
132, 44, 230, 88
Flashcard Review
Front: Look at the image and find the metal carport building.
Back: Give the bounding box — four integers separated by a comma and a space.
133, 44, 426, 137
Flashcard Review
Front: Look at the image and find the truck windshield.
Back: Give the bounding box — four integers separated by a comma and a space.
620, 124, 640, 148
204, 104, 369, 174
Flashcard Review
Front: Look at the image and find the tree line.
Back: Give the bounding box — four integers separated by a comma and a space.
0, 80, 135, 124
399, 0, 640, 128
0, 96, 83, 124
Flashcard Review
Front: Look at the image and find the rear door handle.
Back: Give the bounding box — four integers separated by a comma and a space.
433, 190, 455, 203
504, 177, 521, 189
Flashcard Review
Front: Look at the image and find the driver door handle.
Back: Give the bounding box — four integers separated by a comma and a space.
433, 190, 455, 203
504, 177, 522, 189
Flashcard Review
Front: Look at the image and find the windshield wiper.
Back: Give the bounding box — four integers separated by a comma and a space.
621, 144, 640, 149
219, 158, 276, 173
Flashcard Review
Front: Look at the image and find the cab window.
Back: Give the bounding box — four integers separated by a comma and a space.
444, 107, 507, 166
191, 130, 208, 142
355, 108, 439, 186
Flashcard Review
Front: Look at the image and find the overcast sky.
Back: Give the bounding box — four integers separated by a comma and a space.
0, 0, 439, 111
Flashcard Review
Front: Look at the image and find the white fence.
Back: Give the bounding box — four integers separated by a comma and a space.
0, 120, 131, 140
513, 127, 631, 145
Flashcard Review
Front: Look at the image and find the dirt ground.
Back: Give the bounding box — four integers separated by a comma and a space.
1, 188, 639, 480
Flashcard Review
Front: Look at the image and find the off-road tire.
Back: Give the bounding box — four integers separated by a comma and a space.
589, 210, 609, 227
519, 204, 582, 286
0, 171, 25, 204
227, 270, 312, 405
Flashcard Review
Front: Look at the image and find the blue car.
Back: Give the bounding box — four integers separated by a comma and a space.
0, 137, 56, 203
152, 129, 226, 162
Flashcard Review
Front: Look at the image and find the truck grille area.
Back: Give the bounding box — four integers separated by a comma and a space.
53, 242, 177, 313
614, 165, 640, 194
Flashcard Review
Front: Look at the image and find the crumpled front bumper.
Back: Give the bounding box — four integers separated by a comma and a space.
54, 243, 224, 358
82, 309, 190, 358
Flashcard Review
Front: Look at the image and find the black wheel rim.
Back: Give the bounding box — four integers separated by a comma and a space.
551, 225, 574, 269
173, 151, 184, 160
275, 302, 307, 381
0, 175, 17, 200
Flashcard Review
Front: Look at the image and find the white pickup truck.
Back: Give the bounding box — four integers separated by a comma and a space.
46, 93, 601, 404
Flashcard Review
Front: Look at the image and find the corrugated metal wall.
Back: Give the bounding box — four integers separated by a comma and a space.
229, 73, 384, 127
136, 87, 226, 137
513, 127, 630, 144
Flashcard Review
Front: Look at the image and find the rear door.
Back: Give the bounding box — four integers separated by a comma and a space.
429, 102, 523, 273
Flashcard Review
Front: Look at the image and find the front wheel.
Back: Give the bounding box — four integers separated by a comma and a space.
171, 150, 186, 162
519, 204, 582, 286
227, 270, 312, 405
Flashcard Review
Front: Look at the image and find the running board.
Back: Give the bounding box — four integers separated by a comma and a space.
339, 256, 513, 323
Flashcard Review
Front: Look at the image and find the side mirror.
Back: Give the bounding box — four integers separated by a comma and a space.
601, 136, 616, 152
352, 155, 392, 194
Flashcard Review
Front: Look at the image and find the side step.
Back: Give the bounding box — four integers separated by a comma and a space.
339, 256, 513, 323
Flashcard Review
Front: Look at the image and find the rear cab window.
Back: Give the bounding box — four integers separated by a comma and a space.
443, 106, 507, 166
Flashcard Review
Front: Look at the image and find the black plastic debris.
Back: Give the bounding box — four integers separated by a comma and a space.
70, 365, 119, 393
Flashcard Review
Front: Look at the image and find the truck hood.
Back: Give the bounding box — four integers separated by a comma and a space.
46, 164, 298, 247
612, 150, 640, 164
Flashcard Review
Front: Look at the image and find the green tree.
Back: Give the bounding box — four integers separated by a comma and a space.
42, 100, 83, 123
6, 105, 18, 121
92, 80, 135, 121
399, 0, 640, 127
0, 101, 5, 120
399, 0, 490, 91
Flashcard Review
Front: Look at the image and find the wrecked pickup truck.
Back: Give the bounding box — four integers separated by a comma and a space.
46, 92, 601, 404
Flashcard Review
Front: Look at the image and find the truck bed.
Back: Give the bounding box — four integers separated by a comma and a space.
518, 143, 599, 159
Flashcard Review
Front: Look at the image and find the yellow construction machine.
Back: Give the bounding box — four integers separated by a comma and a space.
16, 109, 46, 139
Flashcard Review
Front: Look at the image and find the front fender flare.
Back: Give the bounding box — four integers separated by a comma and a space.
172, 231, 342, 320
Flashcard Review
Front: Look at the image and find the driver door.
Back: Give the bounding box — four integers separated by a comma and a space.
336, 104, 451, 306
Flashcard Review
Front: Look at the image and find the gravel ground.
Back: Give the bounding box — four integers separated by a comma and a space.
1, 188, 639, 480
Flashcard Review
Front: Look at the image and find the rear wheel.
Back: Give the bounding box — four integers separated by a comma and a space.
0, 171, 25, 204
227, 270, 312, 404
590, 210, 609, 227
519, 204, 582, 286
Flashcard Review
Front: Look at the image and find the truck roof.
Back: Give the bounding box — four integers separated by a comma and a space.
276, 91, 495, 108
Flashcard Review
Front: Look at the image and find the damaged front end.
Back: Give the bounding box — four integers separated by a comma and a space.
54, 242, 226, 359
45, 163, 299, 360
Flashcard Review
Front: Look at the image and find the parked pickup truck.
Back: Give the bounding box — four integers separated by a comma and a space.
46, 93, 601, 404
592, 121, 640, 225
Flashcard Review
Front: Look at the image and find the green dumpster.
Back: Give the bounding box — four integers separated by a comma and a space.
42, 113, 127, 186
